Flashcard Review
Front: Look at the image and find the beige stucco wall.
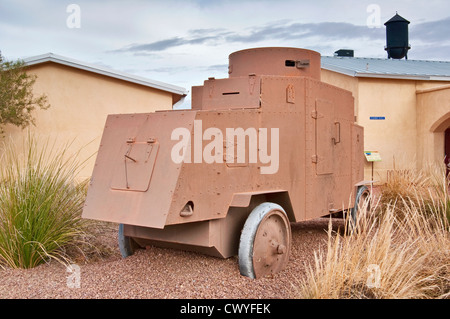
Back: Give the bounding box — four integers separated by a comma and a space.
321, 69, 450, 183
2, 62, 177, 179
357, 78, 418, 181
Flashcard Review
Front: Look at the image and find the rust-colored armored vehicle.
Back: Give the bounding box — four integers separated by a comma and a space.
82, 47, 369, 279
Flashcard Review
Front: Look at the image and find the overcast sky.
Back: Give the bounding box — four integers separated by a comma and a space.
1, 0, 449, 108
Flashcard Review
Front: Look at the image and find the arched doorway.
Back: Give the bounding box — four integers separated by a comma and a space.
446, 128, 450, 177
430, 112, 450, 176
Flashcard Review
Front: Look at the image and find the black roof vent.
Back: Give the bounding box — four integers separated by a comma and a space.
334, 49, 354, 57
384, 13, 411, 59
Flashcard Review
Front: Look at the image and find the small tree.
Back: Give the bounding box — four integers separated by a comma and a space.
0, 51, 50, 134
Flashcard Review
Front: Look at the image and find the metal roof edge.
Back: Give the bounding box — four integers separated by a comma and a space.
321, 56, 450, 82
354, 73, 450, 81
320, 64, 357, 77
23, 53, 188, 96
429, 76, 450, 81
321, 64, 450, 81
354, 72, 432, 81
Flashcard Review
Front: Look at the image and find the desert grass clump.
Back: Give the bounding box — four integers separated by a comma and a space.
0, 135, 90, 269
380, 164, 450, 224
296, 167, 449, 299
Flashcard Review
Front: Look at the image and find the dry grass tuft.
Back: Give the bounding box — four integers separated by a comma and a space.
296, 164, 449, 299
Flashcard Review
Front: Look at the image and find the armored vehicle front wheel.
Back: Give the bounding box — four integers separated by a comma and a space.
118, 223, 138, 258
239, 202, 291, 279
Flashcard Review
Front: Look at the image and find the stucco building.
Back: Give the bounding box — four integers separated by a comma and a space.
321, 55, 450, 181
2, 53, 187, 179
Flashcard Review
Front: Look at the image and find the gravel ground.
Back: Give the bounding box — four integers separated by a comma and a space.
0, 217, 344, 299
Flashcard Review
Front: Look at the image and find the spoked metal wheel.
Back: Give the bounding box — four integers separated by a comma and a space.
118, 223, 138, 258
239, 202, 291, 279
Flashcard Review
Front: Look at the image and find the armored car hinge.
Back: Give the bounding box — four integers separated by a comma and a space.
296, 60, 310, 68
333, 121, 341, 145
248, 73, 256, 95
286, 84, 295, 104
208, 77, 215, 97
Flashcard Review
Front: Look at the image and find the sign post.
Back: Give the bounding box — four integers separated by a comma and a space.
364, 151, 381, 181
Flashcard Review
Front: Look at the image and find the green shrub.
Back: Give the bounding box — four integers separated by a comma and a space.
0, 135, 90, 268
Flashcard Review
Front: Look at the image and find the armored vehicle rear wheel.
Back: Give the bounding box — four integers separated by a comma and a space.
239, 202, 291, 279
118, 224, 137, 258
348, 185, 371, 232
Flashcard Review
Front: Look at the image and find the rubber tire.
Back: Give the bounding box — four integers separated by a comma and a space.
238, 202, 290, 279
118, 223, 136, 258
349, 185, 370, 232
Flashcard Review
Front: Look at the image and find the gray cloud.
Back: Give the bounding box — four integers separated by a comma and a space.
146, 63, 228, 75
111, 17, 448, 55
410, 17, 450, 43
127, 35, 220, 52
128, 38, 186, 52
111, 28, 231, 53
189, 28, 230, 36
225, 21, 384, 43
409, 43, 450, 61
206, 64, 228, 72
113, 20, 385, 54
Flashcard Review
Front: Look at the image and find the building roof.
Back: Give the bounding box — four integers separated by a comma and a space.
23, 53, 188, 96
321, 56, 450, 81
384, 13, 410, 25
